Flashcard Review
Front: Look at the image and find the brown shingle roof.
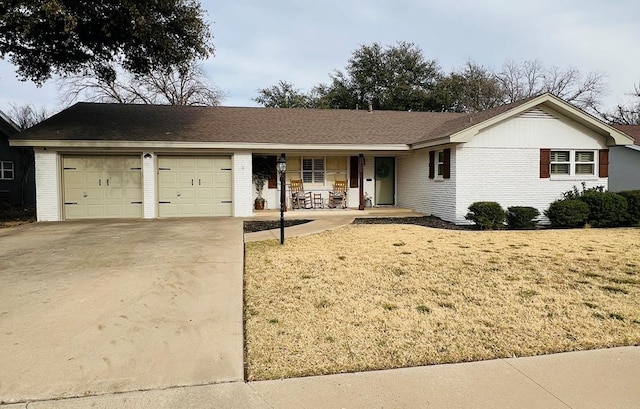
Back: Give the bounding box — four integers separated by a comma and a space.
15, 103, 467, 145
418, 95, 541, 143
613, 125, 640, 145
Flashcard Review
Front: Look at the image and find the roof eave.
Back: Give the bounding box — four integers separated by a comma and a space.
9, 139, 411, 151
410, 137, 453, 150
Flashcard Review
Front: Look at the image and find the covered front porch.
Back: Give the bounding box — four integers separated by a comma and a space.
252, 152, 408, 215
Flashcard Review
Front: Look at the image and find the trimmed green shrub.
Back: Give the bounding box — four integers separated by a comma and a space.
465, 202, 506, 230
507, 206, 540, 229
579, 191, 628, 227
545, 199, 589, 228
561, 182, 605, 200
618, 190, 640, 226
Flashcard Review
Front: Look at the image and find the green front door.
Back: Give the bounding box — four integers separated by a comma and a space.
375, 157, 395, 205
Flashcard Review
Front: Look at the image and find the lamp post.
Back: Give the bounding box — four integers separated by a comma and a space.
276, 154, 287, 245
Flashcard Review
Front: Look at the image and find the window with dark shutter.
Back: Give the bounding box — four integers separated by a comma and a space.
428, 151, 435, 179
540, 149, 551, 178
350, 156, 359, 188
599, 149, 609, 177
443, 148, 451, 179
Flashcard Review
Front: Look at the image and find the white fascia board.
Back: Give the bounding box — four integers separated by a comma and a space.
627, 144, 640, 152
410, 137, 452, 150
8, 139, 411, 152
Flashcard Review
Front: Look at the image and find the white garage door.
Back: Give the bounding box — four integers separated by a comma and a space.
63, 155, 143, 219
158, 156, 233, 217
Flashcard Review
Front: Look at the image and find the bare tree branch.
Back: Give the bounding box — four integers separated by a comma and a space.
59, 63, 224, 106
495, 60, 606, 113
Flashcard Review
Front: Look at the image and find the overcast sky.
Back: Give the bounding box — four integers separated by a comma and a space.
1, 0, 639, 118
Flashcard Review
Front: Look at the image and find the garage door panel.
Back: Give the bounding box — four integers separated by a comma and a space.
198, 173, 214, 185
158, 156, 232, 217
178, 172, 196, 187
197, 188, 214, 199
216, 202, 233, 216
63, 155, 142, 220
179, 188, 196, 200
123, 187, 142, 200
158, 172, 177, 185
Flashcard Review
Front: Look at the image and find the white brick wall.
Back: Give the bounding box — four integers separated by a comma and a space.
397, 149, 456, 221
455, 146, 608, 224
142, 152, 157, 218
34, 148, 60, 221
233, 152, 254, 217
397, 151, 427, 212
452, 114, 610, 224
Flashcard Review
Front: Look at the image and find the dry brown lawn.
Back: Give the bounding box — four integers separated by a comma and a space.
244, 225, 640, 381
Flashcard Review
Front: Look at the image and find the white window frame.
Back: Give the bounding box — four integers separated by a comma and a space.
287, 156, 348, 186
550, 150, 596, 177
0, 161, 14, 180
436, 150, 445, 178
574, 151, 595, 176
302, 157, 325, 184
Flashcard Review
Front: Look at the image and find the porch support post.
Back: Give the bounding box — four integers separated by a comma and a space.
358, 154, 365, 210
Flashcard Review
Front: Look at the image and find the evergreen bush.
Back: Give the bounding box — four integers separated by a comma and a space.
465, 202, 506, 230
579, 191, 628, 227
506, 206, 540, 229
618, 190, 640, 226
545, 199, 589, 228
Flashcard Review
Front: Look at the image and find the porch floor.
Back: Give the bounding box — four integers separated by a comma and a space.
249, 207, 426, 220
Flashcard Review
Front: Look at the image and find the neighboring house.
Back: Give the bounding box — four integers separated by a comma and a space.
0, 109, 35, 206
610, 125, 640, 192
10, 93, 633, 223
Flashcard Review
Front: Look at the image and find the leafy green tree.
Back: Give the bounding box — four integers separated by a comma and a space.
0, 0, 213, 84
324, 42, 442, 111
434, 61, 502, 112
254, 81, 313, 108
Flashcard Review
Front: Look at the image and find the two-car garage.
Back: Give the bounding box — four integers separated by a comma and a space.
62, 155, 233, 220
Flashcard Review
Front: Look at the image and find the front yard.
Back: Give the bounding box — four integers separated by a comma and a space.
244, 224, 640, 381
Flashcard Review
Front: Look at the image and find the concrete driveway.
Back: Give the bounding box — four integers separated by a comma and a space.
0, 219, 244, 404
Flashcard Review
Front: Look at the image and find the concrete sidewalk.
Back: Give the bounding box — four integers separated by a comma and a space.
6, 346, 639, 408
244, 207, 424, 242
244, 216, 355, 242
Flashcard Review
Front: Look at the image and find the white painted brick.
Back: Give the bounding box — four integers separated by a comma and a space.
455, 146, 608, 224
142, 152, 157, 218
397, 149, 456, 222
233, 152, 254, 217
34, 148, 60, 221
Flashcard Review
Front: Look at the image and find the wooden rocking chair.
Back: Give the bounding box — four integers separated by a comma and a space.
328, 180, 348, 208
290, 179, 312, 209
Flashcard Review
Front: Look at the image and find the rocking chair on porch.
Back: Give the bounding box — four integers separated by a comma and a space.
290, 179, 312, 209
328, 180, 348, 208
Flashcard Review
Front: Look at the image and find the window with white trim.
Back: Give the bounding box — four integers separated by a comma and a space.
0, 161, 14, 180
550, 150, 595, 176
436, 150, 445, 177
575, 151, 595, 175
286, 156, 347, 185
303, 157, 324, 183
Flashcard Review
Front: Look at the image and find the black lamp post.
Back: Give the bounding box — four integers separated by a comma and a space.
276, 154, 287, 245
